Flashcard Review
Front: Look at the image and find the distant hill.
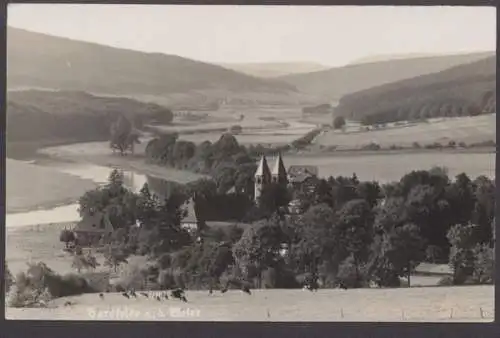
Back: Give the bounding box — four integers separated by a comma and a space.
277, 52, 495, 100
6, 90, 173, 156
217, 62, 330, 78
334, 56, 496, 124
348, 53, 442, 65
7, 27, 315, 107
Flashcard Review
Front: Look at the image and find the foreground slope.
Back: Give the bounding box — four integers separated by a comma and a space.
277, 52, 494, 100
334, 56, 496, 122
7, 27, 312, 106
6, 286, 494, 322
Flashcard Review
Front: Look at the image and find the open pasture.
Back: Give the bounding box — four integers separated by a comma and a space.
315, 115, 496, 150
281, 152, 495, 183
6, 285, 494, 322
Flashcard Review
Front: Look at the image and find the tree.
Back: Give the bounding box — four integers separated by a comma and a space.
381, 223, 425, 286
472, 243, 494, 284
291, 204, 338, 282
447, 223, 479, 284
333, 116, 346, 130
71, 254, 90, 273
104, 245, 130, 272
109, 115, 140, 156
232, 220, 284, 287
59, 229, 75, 248
335, 199, 374, 284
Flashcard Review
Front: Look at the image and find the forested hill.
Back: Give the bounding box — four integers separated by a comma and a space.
6, 90, 173, 155
7, 27, 313, 106
276, 52, 494, 100
334, 56, 496, 124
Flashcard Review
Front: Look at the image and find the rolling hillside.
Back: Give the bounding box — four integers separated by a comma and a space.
7, 27, 314, 107
334, 56, 496, 124
217, 62, 330, 78
6, 90, 173, 156
277, 52, 494, 100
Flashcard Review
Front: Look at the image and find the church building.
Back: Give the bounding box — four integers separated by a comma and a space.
254, 153, 288, 204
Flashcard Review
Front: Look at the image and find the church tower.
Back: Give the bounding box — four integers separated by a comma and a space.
271, 152, 288, 186
254, 155, 271, 204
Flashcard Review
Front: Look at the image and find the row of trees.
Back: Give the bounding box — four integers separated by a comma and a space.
359, 98, 490, 126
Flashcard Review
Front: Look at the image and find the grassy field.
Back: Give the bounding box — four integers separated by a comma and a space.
315, 115, 496, 150
6, 159, 98, 214
6, 286, 494, 322
274, 152, 494, 183
5, 222, 493, 322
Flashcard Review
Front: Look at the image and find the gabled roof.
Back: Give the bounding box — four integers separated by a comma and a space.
271, 153, 287, 178
288, 165, 319, 177
181, 197, 198, 224
255, 155, 271, 178
74, 212, 114, 233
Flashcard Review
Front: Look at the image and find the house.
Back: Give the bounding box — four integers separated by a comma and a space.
287, 165, 319, 184
73, 211, 114, 246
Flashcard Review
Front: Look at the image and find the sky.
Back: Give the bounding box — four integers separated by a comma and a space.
7, 5, 497, 67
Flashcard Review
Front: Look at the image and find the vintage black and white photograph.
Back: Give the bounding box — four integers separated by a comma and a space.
4, 4, 496, 322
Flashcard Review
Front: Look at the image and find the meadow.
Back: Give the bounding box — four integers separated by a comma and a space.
315, 114, 496, 150
6, 285, 494, 322
275, 152, 494, 183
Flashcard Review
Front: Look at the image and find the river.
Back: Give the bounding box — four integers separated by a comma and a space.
5, 161, 177, 228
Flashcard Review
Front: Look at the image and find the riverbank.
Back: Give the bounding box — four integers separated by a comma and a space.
6, 158, 98, 214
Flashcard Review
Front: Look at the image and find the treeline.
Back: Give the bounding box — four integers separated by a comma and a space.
145, 133, 257, 198
302, 103, 333, 115
335, 56, 496, 125
7, 90, 173, 149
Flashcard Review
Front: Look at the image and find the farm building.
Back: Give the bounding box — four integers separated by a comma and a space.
73, 211, 114, 246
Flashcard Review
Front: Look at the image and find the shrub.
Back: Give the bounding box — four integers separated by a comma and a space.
447, 140, 456, 148
412, 142, 421, 149
469, 140, 496, 148
5, 264, 13, 294
59, 229, 75, 248
336, 256, 368, 289
437, 276, 454, 286
114, 262, 148, 291
361, 142, 381, 151
472, 244, 494, 284
157, 270, 176, 289
425, 142, 442, 149
7, 262, 96, 307
333, 116, 346, 130
458, 141, 467, 148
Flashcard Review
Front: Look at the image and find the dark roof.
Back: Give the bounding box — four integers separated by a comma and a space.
74, 212, 114, 233
288, 165, 319, 177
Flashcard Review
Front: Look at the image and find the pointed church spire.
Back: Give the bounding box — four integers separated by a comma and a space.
255, 154, 271, 179
271, 152, 287, 178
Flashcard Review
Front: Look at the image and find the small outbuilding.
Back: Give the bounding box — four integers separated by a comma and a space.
73, 211, 114, 246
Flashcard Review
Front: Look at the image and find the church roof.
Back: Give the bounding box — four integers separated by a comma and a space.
255, 155, 271, 178
271, 153, 287, 177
